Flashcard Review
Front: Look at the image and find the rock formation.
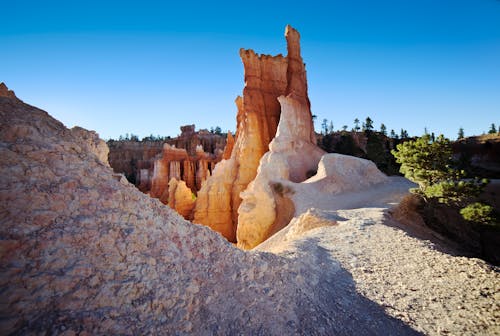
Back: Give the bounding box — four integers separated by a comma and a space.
0, 82, 16, 98
2, 36, 500, 334
168, 178, 196, 219
149, 143, 220, 208
237, 95, 326, 249
193, 25, 316, 242
108, 125, 226, 207
107, 140, 164, 190
0, 83, 427, 335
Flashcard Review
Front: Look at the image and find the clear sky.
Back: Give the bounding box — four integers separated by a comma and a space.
1, 0, 499, 140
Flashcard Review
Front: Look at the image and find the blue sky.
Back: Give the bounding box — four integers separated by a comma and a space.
1, 0, 499, 140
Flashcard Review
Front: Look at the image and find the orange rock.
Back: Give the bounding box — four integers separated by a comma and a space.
193, 25, 316, 243
0, 82, 17, 99
168, 178, 196, 220
222, 131, 234, 160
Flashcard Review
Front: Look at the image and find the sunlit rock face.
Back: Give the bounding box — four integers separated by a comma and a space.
168, 178, 196, 219
108, 125, 226, 204
237, 95, 325, 249
193, 25, 316, 243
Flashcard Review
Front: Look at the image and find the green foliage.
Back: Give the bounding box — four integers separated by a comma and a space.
458, 127, 464, 139
380, 123, 387, 135
460, 202, 494, 225
489, 123, 497, 134
392, 134, 453, 195
363, 117, 373, 132
424, 178, 487, 206
354, 118, 360, 131
392, 134, 492, 225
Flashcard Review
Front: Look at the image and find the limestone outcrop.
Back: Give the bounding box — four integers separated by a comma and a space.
193, 25, 316, 242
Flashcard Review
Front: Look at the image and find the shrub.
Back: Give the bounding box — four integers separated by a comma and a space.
391, 134, 491, 223
460, 203, 495, 226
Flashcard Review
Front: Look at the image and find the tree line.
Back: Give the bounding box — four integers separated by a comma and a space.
108, 125, 227, 142
316, 116, 410, 139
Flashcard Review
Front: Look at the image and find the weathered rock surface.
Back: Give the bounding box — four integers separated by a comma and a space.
107, 140, 164, 190
237, 95, 325, 249
0, 82, 17, 98
1, 83, 433, 335
193, 25, 316, 242
168, 178, 196, 219
108, 125, 226, 198
149, 142, 220, 212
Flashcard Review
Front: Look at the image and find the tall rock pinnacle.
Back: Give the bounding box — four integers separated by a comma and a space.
193, 25, 319, 243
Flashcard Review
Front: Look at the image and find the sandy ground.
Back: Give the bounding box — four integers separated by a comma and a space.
258, 176, 500, 336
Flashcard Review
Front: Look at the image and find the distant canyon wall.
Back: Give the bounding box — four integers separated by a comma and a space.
108, 125, 227, 208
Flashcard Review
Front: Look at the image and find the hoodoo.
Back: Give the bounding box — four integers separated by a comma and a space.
193, 25, 318, 242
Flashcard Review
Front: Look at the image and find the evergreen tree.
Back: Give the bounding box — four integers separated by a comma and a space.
354, 118, 360, 131
458, 127, 464, 140
391, 135, 491, 223
321, 118, 328, 135
390, 129, 396, 138
328, 121, 334, 134
364, 117, 373, 132
380, 123, 387, 136
342, 125, 348, 131
400, 129, 409, 139
489, 123, 497, 134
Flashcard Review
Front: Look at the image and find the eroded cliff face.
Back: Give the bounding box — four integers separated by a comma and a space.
193, 25, 316, 242
108, 140, 164, 190
108, 125, 226, 213
149, 143, 220, 207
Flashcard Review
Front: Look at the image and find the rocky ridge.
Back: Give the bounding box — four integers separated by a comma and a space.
0, 83, 429, 335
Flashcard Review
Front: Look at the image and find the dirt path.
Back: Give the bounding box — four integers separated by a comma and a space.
258, 177, 500, 335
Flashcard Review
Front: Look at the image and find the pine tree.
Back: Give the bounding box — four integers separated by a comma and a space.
354, 118, 360, 132
380, 123, 387, 136
328, 121, 334, 134
391, 135, 491, 223
364, 117, 373, 132
390, 129, 396, 138
458, 127, 464, 139
489, 123, 497, 134
321, 119, 328, 135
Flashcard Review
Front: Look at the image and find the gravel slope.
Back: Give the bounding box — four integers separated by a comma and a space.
258, 178, 500, 335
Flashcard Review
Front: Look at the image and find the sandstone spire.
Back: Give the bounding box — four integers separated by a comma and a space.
192, 25, 317, 243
